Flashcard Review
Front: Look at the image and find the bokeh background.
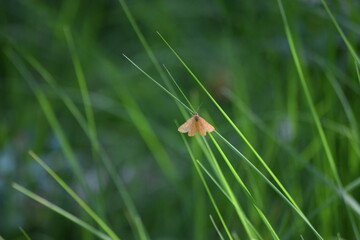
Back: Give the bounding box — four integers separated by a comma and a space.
1, 0, 360, 239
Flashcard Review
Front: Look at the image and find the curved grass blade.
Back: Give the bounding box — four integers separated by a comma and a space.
179, 132, 234, 240
213, 130, 323, 239
283, 178, 360, 239
326, 71, 360, 157
5, 48, 89, 195
12, 183, 111, 240
19, 227, 31, 240
201, 138, 261, 240
276, 1, 359, 238
208, 133, 280, 240
196, 160, 263, 240
23, 54, 149, 240
156, 31, 323, 239
163, 64, 196, 113
123, 54, 193, 114
319, 0, 360, 66
356, 61, 360, 85
210, 215, 225, 240
28, 151, 121, 240
116, 0, 190, 120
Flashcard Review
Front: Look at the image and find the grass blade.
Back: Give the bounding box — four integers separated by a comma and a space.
13, 183, 111, 240
320, 0, 360, 66
209, 215, 225, 240
156, 31, 323, 239
179, 132, 234, 240
276, 0, 359, 238
19, 227, 31, 240
28, 151, 121, 240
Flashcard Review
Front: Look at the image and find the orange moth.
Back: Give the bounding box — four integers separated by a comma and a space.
178, 113, 215, 136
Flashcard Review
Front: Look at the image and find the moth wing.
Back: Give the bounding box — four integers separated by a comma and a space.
188, 120, 198, 136
198, 117, 215, 135
178, 117, 195, 133
197, 120, 207, 136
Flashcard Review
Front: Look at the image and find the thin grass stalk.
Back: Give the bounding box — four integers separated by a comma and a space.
156, 31, 323, 239
180, 133, 234, 240
12, 183, 112, 240
28, 151, 121, 240
276, 0, 359, 238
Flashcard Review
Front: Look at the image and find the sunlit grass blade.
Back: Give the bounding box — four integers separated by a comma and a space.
28, 151, 121, 240
208, 133, 279, 240
156, 31, 323, 239
122, 48, 323, 237
201, 137, 261, 240
196, 159, 265, 240
213, 130, 324, 238
12, 183, 111, 240
179, 132, 234, 240
320, 0, 360, 66
276, 0, 359, 238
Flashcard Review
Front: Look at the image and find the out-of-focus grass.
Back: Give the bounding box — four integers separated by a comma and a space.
1, 0, 360, 239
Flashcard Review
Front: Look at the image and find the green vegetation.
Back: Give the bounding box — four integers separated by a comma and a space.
1, 0, 359, 239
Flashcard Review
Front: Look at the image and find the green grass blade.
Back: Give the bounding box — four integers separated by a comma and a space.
209, 215, 225, 240
156, 31, 323, 239
28, 151, 121, 240
213, 130, 323, 239
64, 27, 100, 152
123, 54, 193, 114
180, 133, 234, 240
195, 159, 264, 240
12, 183, 111, 240
196, 160, 232, 202
356, 61, 360, 85
320, 0, 360, 66
116, 0, 191, 120
276, 1, 359, 238
201, 138, 261, 240
284, 179, 360, 238
19, 227, 31, 240
208, 133, 280, 240
163, 64, 196, 113
277, 0, 341, 186
5, 49, 89, 194
326, 71, 360, 157
225, 90, 336, 188
22, 53, 149, 240
24, 54, 89, 134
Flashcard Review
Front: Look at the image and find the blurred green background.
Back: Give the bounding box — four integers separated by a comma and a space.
1, 0, 360, 239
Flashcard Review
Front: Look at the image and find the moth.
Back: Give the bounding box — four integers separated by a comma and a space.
178, 113, 215, 136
